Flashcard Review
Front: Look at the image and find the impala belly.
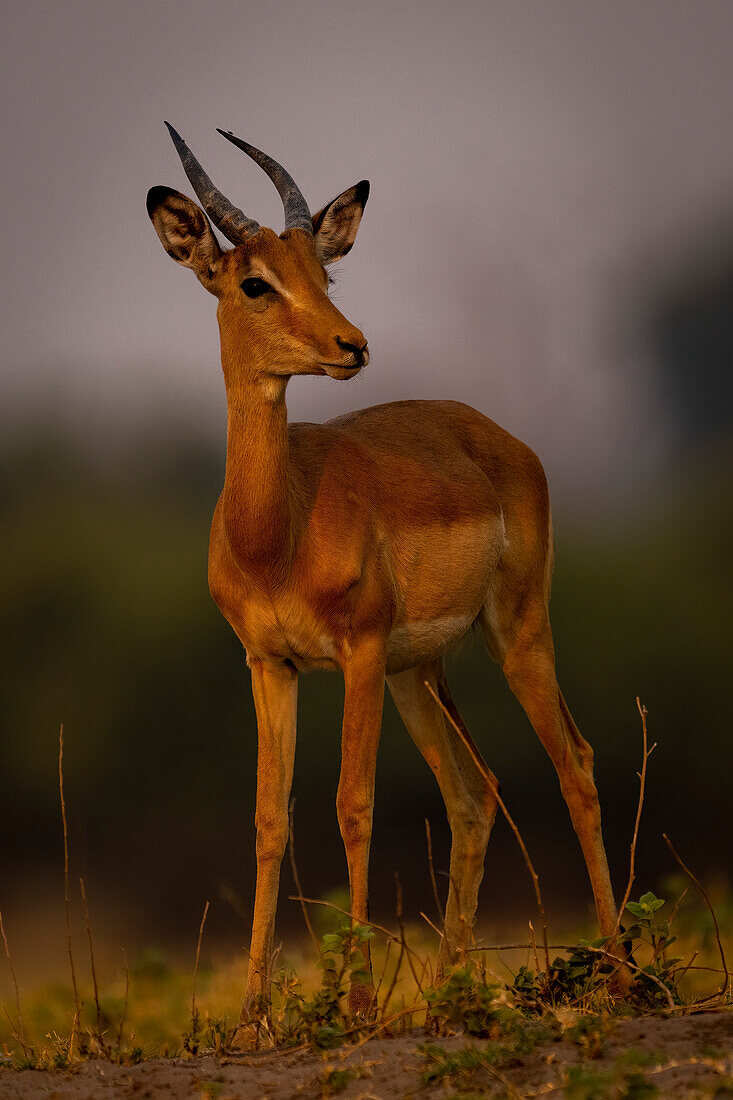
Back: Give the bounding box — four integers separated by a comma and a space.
386, 612, 475, 672
385, 511, 506, 673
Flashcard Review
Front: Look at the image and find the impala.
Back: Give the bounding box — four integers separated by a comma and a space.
147, 125, 621, 1021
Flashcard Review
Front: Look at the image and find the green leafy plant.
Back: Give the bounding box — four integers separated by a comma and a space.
425, 963, 524, 1040
511, 892, 686, 1011
620, 893, 682, 1006
279, 920, 375, 1049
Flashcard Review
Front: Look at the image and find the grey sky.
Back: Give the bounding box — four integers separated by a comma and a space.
2, 0, 732, 496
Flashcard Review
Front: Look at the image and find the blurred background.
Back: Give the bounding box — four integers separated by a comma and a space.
1, 0, 731, 982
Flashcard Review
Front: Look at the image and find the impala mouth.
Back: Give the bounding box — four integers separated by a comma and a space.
319, 361, 364, 379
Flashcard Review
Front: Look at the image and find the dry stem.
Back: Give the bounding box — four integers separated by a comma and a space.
529, 919, 541, 975
395, 872, 425, 997
0, 911, 31, 1059
674, 950, 699, 993
287, 894, 425, 974
79, 876, 107, 1055
424, 818, 445, 928
288, 800, 321, 958
191, 900, 210, 1027
611, 698, 656, 944
662, 832, 729, 997
419, 911, 445, 941
379, 938, 404, 1018
117, 948, 129, 1053
58, 725, 82, 1039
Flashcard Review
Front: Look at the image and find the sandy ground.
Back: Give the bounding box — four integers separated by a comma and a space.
0, 1011, 731, 1098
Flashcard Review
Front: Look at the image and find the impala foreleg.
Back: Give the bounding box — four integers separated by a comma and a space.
336, 641, 386, 1017
242, 658, 298, 1022
387, 660, 498, 974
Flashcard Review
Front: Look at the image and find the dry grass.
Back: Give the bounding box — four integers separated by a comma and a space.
0, 701, 731, 1088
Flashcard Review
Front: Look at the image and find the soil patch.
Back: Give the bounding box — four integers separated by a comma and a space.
1, 1010, 731, 1098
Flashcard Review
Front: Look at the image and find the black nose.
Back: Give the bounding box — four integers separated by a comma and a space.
335, 336, 368, 366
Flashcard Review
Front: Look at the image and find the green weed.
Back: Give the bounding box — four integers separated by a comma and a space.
278, 920, 375, 1049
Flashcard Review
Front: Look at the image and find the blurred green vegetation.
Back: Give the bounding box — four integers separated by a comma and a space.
0, 423, 730, 951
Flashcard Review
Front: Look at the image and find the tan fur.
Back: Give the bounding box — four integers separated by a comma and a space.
148, 184, 620, 1023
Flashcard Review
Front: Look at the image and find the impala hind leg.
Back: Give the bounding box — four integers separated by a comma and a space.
387, 659, 499, 974
240, 659, 298, 1026
336, 641, 387, 1017
487, 608, 619, 939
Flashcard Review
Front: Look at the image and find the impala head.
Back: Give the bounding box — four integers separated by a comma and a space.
147, 125, 369, 388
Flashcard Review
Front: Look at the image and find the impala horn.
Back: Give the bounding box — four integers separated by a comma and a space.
165, 122, 260, 244
217, 129, 313, 235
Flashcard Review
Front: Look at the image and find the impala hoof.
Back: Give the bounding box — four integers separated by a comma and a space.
230, 993, 271, 1050
348, 981, 376, 1021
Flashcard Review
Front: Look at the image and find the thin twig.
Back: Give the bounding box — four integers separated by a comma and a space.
395, 872, 425, 997
59, 725, 82, 1039
288, 800, 321, 958
424, 679, 550, 971
419, 911, 445, 940
116, 948, 129, 1054
674, 964, 725, 975
379, 938, 404, 1019
374, 937, 393, 1000
662, 833, 729, 997
419, 951, 434, 995
668, 888, 688, 931
673, 950, 699, 993
191, 900, 210, 1027
2, 1004, 29, 1061
79, 877, 107, 1055
529, 919, 541, 975
424, 818, 445, 928
0, 912, 31, 1060
68, 1008, 79, 1059
612, 699, 656, 944
287, 894, 425, 972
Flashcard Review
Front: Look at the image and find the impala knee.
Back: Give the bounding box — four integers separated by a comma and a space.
336, 793, 373, 849
255, 812, 289, 863
562, 765, 602, 823
450, 804, 492, 864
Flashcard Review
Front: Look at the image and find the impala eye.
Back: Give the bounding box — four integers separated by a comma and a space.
241, 277, 272, 298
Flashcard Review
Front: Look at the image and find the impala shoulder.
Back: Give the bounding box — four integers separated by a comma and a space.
290, 419, 377, 475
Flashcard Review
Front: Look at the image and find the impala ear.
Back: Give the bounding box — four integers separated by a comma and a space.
146, 186, 223, 290
312, 180, 369, 265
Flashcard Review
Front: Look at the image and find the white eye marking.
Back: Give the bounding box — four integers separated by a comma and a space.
246, 266, 292, 300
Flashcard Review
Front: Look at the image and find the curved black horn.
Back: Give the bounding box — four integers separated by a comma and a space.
217, 130, 313, 235
164, 122, 260, 244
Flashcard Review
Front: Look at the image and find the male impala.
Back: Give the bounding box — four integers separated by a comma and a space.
147, 125, 621, 1020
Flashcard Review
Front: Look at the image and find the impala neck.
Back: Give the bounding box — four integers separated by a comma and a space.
222, 369, 293, 575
